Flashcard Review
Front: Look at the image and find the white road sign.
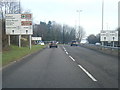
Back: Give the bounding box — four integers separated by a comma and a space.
5, 14, 33, 35
32, 37, 42, 41
5, 14, 21, 35
100, 30, 118, 42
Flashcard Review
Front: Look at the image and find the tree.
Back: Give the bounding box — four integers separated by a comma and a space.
1, 0, 24, 49
96, 33, 100, 43
76, 26, 85, 43
33, 21, 76, 43
87, 34, 97, 44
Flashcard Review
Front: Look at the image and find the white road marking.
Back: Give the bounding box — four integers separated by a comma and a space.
78, 65, 97, 82
69, 56, 75, 61
63, 46, 97, 82
63, 46, 67, 52
63, 47, 65, 50
66, 52, 68, 55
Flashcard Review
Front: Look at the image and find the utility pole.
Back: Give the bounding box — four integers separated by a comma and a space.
18, 0, 22, 48
76, 10, 82, 30
63, 25, 64, 44
101, 0, 104, 46
102, 0, 104, 31
76, 10, 82, 43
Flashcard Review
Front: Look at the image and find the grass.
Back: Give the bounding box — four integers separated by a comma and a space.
2, 45, 46, 66
0, 52, 2, 67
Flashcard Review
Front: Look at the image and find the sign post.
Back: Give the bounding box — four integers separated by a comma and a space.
8, 35, 10, 46
100, 30, 118, 46
19, 35, 21, 47
29, 35, 31, 49
113, 37, 114, 47
5, 14, 33, 49
21, 14, 33, 49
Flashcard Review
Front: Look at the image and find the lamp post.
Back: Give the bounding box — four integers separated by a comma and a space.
63, 25, 64, 44
102, 0, 104, 31
76, 10, 82, 30
101, 0, 104, 46
76, 10, 82, 43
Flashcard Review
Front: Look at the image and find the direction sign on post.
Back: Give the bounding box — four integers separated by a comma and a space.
100, 30, 118, 42
5, 14, 33, 48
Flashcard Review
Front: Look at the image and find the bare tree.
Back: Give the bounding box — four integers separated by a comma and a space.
22, 9, 31, 14
1, 0, 23, 49
0, 0, 21, 15
76, 26, 86, 43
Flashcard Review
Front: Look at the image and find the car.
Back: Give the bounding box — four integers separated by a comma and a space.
95, 43, 101, 46
49, 41, 58, 48
40, 42, 45, 45
71, 40, 78, 46
38, 42, 45, 45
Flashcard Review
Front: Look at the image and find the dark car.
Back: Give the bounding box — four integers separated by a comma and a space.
71, 40, 78, 46
49, 41, 58, 48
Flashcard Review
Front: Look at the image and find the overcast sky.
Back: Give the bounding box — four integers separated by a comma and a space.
21, 0, 119, 36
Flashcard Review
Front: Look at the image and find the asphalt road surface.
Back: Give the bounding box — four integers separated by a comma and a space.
3, 45, 118, 88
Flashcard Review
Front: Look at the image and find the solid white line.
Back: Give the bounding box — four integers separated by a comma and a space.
69, 56, 75, 61
78, 65, 97, 82
66, 52, 68, 55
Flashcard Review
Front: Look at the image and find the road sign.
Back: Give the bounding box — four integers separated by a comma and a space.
5, 14, 21, 35
100, 30, 118, 42
21, 14, 33, 35
5, 14, 33, 35
21, 14, 32, 19
21, 21, 32, 26
32, 37, 42, 41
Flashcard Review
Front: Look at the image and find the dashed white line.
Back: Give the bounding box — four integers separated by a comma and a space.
69, 56, 75, 61
63, 46, 97, 82
63, 47, 65, 50
66, 52, 68, 55
78, 65, 97, 82
63, 46, 67, 52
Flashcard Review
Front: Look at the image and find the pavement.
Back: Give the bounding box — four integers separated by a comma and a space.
2, 45, 118, 88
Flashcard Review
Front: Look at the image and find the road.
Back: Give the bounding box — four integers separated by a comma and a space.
3, 45, 118, 88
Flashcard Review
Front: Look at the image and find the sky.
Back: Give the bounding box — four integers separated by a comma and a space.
21, 0, 120, 36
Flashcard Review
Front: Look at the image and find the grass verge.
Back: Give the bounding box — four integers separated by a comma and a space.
2, 45, 46, 66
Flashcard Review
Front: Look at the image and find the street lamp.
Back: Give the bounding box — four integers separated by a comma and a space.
76, 10, 82, 43
101, 0, 104, 46
102, 0, 104, 31
76, 10, 82, 29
